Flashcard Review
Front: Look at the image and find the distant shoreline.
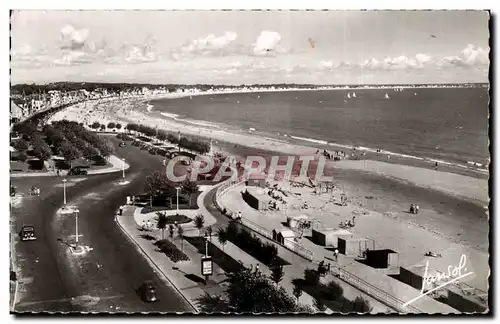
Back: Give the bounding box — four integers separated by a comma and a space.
146, 88, 489, 176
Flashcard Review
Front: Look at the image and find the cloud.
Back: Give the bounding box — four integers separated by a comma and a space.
439, 44, 489, 67
252, 31, 283, 56
60, 24, 90, 51
172, 31, 238, 59
361, 54, 431, 70
53, 50, 93, 66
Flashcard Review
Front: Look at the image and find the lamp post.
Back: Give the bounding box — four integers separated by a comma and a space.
62, 179, 67, 206
74, 209, 80, 244
176, 187, 181, 214
204, 233, 210, 258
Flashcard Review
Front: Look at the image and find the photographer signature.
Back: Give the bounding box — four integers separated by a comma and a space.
403, 254, 474, 307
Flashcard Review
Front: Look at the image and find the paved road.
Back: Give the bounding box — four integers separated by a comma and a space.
11, 136, 193, 313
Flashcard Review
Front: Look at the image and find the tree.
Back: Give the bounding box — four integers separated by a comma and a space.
107, 122, 116, 129
32, 138, 52, 161
177, 225, 184, 251
156, 212, 168, 239
350, 296, 372, 313
59, 141, 81, 168
304, 269, 320, 286
313, 296, 327, 312
91, 121, 100, 130
181, 180, 199, 208
292, 284, 303, 304
317, 261, 328, 277
168, 224, 175, 239
144, 171, 176, 202
116, 123, 122, 130
99, 124, 106, 132
195, 293, 229, 313
12, 139, 28, 152
216, 227, 228, 252
270, 260, 285, 287
194, 214, 205, 236
225, 268, 301, 313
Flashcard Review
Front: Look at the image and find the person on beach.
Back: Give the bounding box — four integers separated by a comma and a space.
415, 205, 419, 214
434, 162, 438, 170
410, 204, 415, 214
334, 249, 339, 261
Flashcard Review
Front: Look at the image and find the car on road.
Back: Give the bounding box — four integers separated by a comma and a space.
68, 166, 89, 176
19, 225, 37, 241
139, 280, 158, 302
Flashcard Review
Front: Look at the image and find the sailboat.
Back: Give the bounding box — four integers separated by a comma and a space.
257, 95, 260, 99
384, 93, 390, 99
352, 92, 356, 98
347, 93, 351, 99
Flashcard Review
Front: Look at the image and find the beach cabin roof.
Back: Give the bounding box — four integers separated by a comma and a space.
276, 229, 295, 238
10, 146, 16, 152
292, 215, 309, 220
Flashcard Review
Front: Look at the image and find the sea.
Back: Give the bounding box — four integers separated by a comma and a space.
149, 87, 490, 167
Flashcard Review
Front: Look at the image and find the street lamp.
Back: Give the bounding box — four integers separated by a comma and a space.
122, 158, 126, 179
62, 179, 67, 206
204, 233, 210, 258
74, 209, 80, 244
175, 187, 181, 214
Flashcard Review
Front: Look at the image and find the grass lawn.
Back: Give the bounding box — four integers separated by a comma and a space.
184, 236, 245, 274
10, 159, 47, 173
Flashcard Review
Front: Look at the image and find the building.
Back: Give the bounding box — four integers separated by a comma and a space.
337, 235, 373, 257
272, 228, 296, 250
10, 101, 23, 123
242, 187, 272, 211
311, 228, 352, 247
365, 249, 399, 269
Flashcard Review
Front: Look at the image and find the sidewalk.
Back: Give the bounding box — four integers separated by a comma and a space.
10, 155, 129, 178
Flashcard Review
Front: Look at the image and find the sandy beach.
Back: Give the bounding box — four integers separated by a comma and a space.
48, 94, 490, 293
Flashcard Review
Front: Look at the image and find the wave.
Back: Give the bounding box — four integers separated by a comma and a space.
160, 112, 220, 129
160, 112, 181, 119
289, 135, 488, 174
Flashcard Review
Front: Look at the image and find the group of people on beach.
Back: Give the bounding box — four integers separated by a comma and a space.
339, 216, 356, 229
409, 204, 420, 214
315, 149, 346, 161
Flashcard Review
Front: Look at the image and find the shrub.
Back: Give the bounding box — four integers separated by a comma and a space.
154, 239, 190, 263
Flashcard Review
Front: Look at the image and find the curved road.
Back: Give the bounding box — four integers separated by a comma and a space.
11, 136, 193, 313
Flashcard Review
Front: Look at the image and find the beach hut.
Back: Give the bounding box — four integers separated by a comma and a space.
273, 229, 296, 249
365, 249, 399, 268
242, 188, 272, 211
337, 235, 371, 257
311, 228, 351, 247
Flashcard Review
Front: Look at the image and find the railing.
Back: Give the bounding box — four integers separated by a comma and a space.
329, 266, 421, 313
214, 176, 314, 261
214, 175, 424, 313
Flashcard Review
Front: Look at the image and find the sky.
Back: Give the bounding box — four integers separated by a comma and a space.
10, 10, 491, 85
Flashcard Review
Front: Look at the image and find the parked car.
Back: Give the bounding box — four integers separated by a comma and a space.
119, 142, 126, 147
19, 225, 37, 241
139, 280, 158, 302
68, 167, 89, 176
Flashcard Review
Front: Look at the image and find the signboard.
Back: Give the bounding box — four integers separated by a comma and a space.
201, 256, 213, 276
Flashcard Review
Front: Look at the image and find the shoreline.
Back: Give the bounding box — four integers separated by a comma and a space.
146, 91, 489, 175
48, 94, 489, 204
47, 94, 490, 293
